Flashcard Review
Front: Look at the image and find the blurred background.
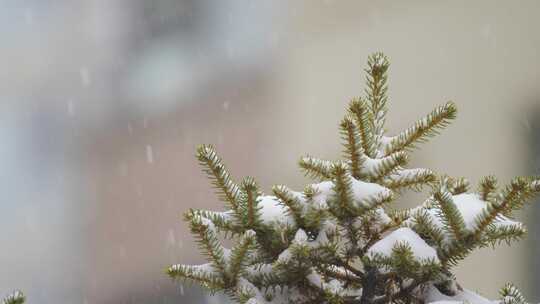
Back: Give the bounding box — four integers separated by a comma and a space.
1, 0, 540, 303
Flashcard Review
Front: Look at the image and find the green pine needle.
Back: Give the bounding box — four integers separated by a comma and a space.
2, 291, 25, 304
500, 283, 527, 304
382, 168, 436, 192
384, 102, 457, 155
329, 162, 355, 218
189, 215, 228, 278
433, 187, 467, 241
299, 156, 334, 181
229, 230, 257, 285
240, 177, 261, 228
197, 144, 242, 211
478, 175, 498, 201
340, 115, 366, 179
369, 151, 408, 181
348, 97, 376, 158
273, 185, 305, 228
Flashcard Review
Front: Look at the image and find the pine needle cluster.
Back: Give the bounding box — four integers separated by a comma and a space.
169, 53, 539, 304
2, 291, 24, 304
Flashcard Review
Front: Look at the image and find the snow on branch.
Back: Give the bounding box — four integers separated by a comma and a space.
168, 53, 540, 304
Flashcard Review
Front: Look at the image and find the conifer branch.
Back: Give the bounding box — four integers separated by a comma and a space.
448, 177, 470, 195
197, 145, 242, 211
304, 206, 326, 233
474, 177, 539, 238
479, 175, 498, 201
348, 97, 376, 158
389, 243, 440, 278
500, 283, 527, 304
167, 264, 225, 291
357, 192, 394, 213
369, 151, 408, 181
2, 291, 24, 304
235, 290, 258, 304
329, 163, 355, 218
365, 52, 390, 149
409, 210, 445, 250
299, 156, 334, 181
186, 209, 243, 236
340, 115, 366, 179
472, 199, 504, 242
328, 162, 365, 258
317, 264, 362, 283
301, 185, 329, 231
483, 223, 527, 247
273, 185, 305, 228
440, 244, 474, 268
245, 265, 286, 289
497, 177, 529, 216
189, 215, 228, 277
382, 168, 436, 191
240, 177, 261, 228
433, 188, 467, 241
384, 102, 457, 155
229, 230, 257, 286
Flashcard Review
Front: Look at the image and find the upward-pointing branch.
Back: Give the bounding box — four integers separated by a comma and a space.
348, 97, 376, 158
197, 145, 242, 212
365, 52, 390, 151
384, 102, 457, 155
340, 115, 366, 179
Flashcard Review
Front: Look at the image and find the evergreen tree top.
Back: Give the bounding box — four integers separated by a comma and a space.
169, 52, 539, 304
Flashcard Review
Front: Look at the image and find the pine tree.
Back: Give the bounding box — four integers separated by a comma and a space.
168, 53, 540, 304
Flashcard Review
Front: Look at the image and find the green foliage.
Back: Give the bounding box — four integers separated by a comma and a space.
433, 185, 467, 242
240, 177, 262, 229
500, 283, 527, 304
408, 210, 445, 250
384, 102, 457, 155
229, 231, 257, 286
273, 185, 305, 228
2, 291, 24, 304
382, 168, 436, 192
189, 214, 228, 277
328, 162, 355, 219
348, 98, 376, 158
478, 175, 498, 201
299, 155, 333, 181
365, 52, 390, 147
167, 263, 225, 291
340, 116, 366, 179
170, 53, 539, 304
197, 144, 242, 213
369, 152, 408, 182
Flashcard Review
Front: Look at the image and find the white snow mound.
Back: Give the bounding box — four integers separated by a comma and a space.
367, 227, 439, 262
257, 195, 295, 226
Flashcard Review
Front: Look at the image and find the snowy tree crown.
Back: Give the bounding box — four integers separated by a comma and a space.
167, 53, 539, 304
